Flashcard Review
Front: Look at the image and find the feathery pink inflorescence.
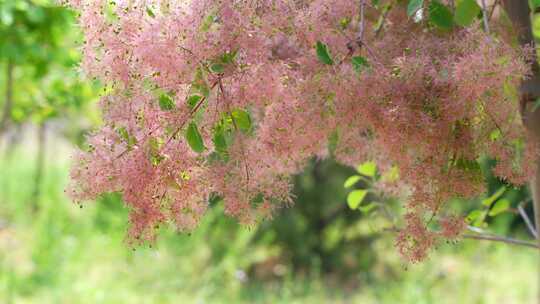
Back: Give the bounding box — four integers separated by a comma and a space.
65, 0, 536, 260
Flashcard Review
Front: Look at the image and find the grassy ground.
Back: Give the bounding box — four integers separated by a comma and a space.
0, 136, 537, 303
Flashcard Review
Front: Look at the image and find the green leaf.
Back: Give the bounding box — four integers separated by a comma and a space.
213, 126, 228, 153
328, 130, 339, 154
148, 136, 162, 152
489, 199, 510, 216
159, 94, 175, 111
455, 157, 481, 172
352, 56, 369, 74
192, 68, 210, 98
186, 122, 205, 153
490, 129, 501, 141
231, 109, 252, 132
347, 189, 368, 210
146, 7, 155, 18
407, 0, 424, 17
316, 41, 334, 65
210, 63, 225, 74
429, 1, 454, 30
454, 0, 481, 27
466, 210, 486, 227
116, 127, 137, 148
339, 17, 351, 30
117, 127, 130, 143
358, 202, 378, 214
148, 136, 165, 166
356, 161, 377, 177
533, 0, 540, 9
466, 210, 482, 222
220, 51, 238, 64
344, 175, 361, 188
187, 95, 203, 109
383, 166, 400, 182
482, 186, 506, 207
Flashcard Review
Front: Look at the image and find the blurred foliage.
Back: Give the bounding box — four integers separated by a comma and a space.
0, 0, 98, 140
253, 160, 375, 278
0, 146, 537, 303
343, 156, 534, 242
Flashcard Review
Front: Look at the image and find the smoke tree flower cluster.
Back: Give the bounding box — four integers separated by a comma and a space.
65, 0, 537, 261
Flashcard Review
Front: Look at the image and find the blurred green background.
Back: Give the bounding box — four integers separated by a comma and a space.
0, 1, 537, 303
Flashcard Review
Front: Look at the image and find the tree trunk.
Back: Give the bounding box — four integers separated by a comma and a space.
31, 122, 47, 212
0, 60, 14, 136
501, 1, 540, 303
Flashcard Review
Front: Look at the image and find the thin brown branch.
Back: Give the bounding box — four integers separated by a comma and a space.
218, 77, 251, 190
518, 200, 538, 239
356, 0, 366, 44
488, 0, 500, 21
480, 0, 490, 34
462, 233, 538, 249
385, 225, 538, 249
374, 3, 392, 38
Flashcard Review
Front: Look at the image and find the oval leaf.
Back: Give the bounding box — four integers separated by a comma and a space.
454, 0, 481, 27
489, 199, 510, 216
347, 189, 368, 210
466, 210, 483, 223
356, 161, 377, 177
358, 202, 378, 214
344, 175, 361, 188
159, 94, 175, 111
481, 186, 506, 207
316, 41, 334, 65
186, 122, 205, 153
187, 95, 203, 109
466, 209, 487, 227
429, 1, 454, 30
213, 127, 228, 153
146, 7, 155, 18
407, 0, 424, 17
352, 56, 369, 74
231, 109, 252, 132
210, 63, 225, 74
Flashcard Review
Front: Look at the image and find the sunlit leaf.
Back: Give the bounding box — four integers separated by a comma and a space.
482, 186, 506, 207
356, 161, 377, 177
159, 94, 175, 111
231, 109, 252, 132
347, 189, 368, 210
466, 209, 486, 227
490, 129, 501, 141
383, 166, 400, 182
358, 202, 378, 214
488, 199, 510, 216
146, 7, 155, 18
344, 175, 361, 188
187, 95, 203, 109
